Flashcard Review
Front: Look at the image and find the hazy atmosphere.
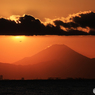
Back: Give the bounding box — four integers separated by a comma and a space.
0, 1, 95, 95
0, 0, 95, 80
0, 36, 95, 63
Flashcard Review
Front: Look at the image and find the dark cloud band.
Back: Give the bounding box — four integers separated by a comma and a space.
0, 11, 95, 35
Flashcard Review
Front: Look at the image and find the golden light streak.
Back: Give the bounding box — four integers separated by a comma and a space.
9, 15, 20, 23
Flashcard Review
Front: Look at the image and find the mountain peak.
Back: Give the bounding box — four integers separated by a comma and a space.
48, 44, 67, 48
46, 44, 69, 51
14, 43, 89, 66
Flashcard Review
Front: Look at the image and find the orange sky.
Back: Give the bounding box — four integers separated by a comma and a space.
0, 0, 95, 63
0, 36, 95, 63
0, 0, 95, 21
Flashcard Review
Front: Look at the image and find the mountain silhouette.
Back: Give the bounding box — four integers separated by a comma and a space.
0, 44, 95, 79
13, 44, 90, 65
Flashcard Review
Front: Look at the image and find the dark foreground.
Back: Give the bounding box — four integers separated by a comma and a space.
0, 80, 95, 95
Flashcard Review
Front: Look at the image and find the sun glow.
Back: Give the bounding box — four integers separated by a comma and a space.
12, 36, 26, 42
15, 36, 22, 39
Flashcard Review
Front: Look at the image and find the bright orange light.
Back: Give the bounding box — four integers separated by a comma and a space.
15, 36, 22, 39
9, 15, 20, 23
11, 36, 26, 42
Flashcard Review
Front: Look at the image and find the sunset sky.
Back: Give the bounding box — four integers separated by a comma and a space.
0, 0, 95, 21
0, 36, 95, 63
0, 0, 95, 63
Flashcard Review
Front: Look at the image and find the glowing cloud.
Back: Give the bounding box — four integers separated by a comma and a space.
9, 15, 20, 23
0, 11, 95, 35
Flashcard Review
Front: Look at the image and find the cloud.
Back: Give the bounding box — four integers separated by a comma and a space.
71, 11, 95, 28
45, 11, 95, 35
0, 11, 95, 35
9, 15, 21, 23
0, 18, 17, 34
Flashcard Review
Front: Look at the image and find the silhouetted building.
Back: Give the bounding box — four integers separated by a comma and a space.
0, 75, 3, 80
21, 77, 24, 80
